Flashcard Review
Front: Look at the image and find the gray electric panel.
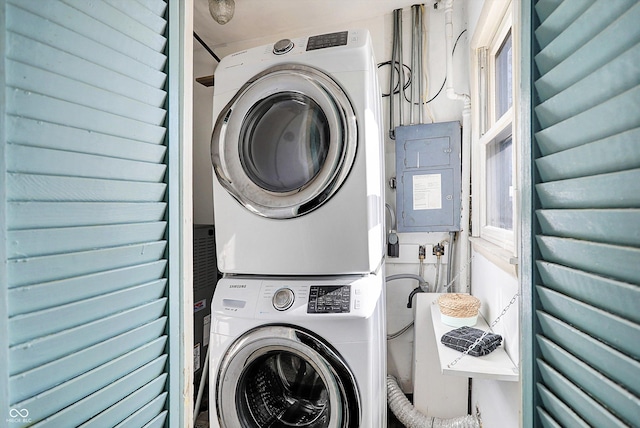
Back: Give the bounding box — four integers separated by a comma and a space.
395, 121, 462, 232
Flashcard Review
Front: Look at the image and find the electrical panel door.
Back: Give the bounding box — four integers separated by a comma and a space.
395, 121, 462, 232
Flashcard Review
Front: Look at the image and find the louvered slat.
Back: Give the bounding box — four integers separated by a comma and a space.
531, 1, 640, 425
535, 43, 640, 128
24, 356, 168, 428
9, 280, 166, 345
104, 0, 168, 35
63, 0, 167, 52
536, 209, 640, 247
537, 339, 639, 425
534, 87, 640, 154
9, 299, 167, 375
7, 146, 166, 182
12, 0, 166, 70
6, 61, 166, 125
6, 4, 166, 88
135, 0, 168, 17
534, 3, 640, 103
534, 0, 636, 76
8, 262, 166, 316
534, 0, 593, 48
8, 202, 167, 229
13, 340, 166, 420
7, 174, 167, 202
534, 0, 561, 23
10, 319, 167, 403
535, 169, 640, 209
7, 116, 167, 162
8, 241, 167, 288
537, 287, 639, 357
536, 261, 640, 323
8, 222, 167, 258
78, 382, 167, 428
536, 236, 640, 286
536, 407, 562, 428
6, 33, 167, 108
7, 90, 166, 143
536, 385, 589, 428
139, 411, 169, 428
535, 128, 640, 179
111, 394, 168, 428
538, 312, 640, 396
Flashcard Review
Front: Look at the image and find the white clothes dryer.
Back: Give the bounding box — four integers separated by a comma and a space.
210, 29, 385, 275
208, 273, 387, 428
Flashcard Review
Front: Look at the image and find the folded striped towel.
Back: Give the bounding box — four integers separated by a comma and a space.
440, 326, 502, 357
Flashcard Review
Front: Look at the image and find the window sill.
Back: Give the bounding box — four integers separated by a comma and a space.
469, 237, 517, 277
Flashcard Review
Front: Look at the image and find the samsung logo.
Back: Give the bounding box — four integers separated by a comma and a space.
229, 284, 246, 288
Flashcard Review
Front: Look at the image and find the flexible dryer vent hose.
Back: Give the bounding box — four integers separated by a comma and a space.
387, 376, 480, 428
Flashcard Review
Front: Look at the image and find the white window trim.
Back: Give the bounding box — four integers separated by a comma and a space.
470, 0, 519, 257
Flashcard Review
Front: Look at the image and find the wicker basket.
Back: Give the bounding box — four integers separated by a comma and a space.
438, 293, 481, 327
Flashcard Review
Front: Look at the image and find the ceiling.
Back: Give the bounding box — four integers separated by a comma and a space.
193, 0, 434, 60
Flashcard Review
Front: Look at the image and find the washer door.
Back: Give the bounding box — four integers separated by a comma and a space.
211, 64, 357, 219
216, 326, 360, 428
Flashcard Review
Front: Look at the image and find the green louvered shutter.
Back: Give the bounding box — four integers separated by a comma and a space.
529, 0, 640, 426
1, 0, 181, 426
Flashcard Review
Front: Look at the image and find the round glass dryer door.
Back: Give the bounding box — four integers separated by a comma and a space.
211, 64, 357, 219
215, 326, 360, 428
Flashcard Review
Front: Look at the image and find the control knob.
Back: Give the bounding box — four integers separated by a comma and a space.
272, 288, 295, 311
273, 38, 294, 55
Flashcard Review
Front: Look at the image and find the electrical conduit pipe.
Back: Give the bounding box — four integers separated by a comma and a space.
444, 0, 471, 293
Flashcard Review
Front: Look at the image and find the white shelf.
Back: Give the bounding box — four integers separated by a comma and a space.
430, 301, 519, 382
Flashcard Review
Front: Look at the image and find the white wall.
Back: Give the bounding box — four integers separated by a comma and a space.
384, 1, 470, 394
192, 46, 215, 225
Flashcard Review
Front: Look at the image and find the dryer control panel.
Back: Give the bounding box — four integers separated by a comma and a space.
306, 31, 348, 51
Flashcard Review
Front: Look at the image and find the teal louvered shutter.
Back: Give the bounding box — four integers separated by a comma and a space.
1, 0, 185, 426
526, 0, 640, 426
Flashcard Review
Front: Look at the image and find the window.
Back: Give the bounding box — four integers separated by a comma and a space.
471, 1, 517, 252
487, 134, 513, 230
495, 31, 513, 119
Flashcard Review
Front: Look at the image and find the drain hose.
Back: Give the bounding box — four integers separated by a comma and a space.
387, 376, 480, 428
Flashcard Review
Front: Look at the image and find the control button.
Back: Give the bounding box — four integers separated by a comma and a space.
272, 288, 295, 311
273, 38, 294, 55
354, 299, 361, 310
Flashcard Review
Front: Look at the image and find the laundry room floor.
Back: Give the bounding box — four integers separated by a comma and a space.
388, 409, 405, 427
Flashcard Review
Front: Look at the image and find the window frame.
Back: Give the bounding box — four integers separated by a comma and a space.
471, 0, 519, 255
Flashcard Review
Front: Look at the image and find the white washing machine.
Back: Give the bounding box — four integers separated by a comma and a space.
210, 29, 384, 275
208, 274, 387, 428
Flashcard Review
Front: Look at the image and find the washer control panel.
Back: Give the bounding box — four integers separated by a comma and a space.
307, 285, 351, 314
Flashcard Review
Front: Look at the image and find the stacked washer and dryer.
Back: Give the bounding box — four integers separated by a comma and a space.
209, 29, 387, 428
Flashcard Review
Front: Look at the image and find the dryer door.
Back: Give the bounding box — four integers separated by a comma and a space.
211, 64, 357, 219
215, 326, 360, 428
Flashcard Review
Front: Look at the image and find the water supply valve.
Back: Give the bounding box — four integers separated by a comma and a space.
433, 242, 445, 257
388, 231, 400, 258
418, 245, 426, 261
